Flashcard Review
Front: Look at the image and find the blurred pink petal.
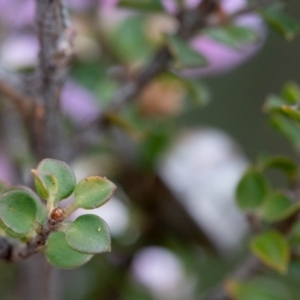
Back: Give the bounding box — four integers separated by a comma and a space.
131, 247, 190, 299
68, 0, 95, 11
0, 34, 38, 70
0, 0, 35, 28
0, 151, 15, 184
61, 80, 100, 126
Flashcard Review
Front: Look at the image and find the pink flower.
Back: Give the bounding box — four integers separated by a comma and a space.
0, 151, 15, 184
61, 80, 100, 126
0, 34, 38, 70
0, 0, 35, 29
162, 0, 266, 76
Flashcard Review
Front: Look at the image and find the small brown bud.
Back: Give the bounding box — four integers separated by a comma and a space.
50, 207, 65, 222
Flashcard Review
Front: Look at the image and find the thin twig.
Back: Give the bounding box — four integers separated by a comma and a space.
73, 0, 219, 153
0, 66, 34, 118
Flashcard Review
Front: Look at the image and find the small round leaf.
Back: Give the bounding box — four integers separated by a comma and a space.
74, 176, 116, 209
36, 158, 76, 202
0, 189, 38, 235
250, 230, 290, 274
66, 214, 111, 254
236, 169, 269, 210
32, 170, 58, 200
226, 279, 289, 300
262, 192, 299, 223
45, 232, 92, 269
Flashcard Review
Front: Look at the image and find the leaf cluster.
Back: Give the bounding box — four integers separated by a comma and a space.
0, 158, 116, 269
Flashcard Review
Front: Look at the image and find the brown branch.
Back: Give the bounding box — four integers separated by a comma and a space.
34, 0, 73, 160
0, 66, 34, 119
72, 0, 219, 153
0, 208, 65, 263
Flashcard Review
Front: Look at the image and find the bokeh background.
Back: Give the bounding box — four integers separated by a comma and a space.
0, 0, 300, 299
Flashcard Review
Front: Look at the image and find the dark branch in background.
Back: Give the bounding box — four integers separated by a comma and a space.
34, 0, 73, 160
107, 0, 218, 111
0, 66, 34, 119
202, 256, 263, 300
74, 0, 278, 152
73, 0, 219, 151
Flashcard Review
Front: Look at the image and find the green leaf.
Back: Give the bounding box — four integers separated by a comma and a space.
32, 170, 58, 200
264, 94, 286, 112
281, 81, 300, 104
260, 10, 300, 40
226, 279, 288, 300
280, 105, 300, 123
250, 230, 290, 274
118, 0, 163, 11
206, 26, 258, 48
66, 215, 111, 254
36, 158, 76, 202
236, 169, 269, 210
288, 222, 300, 249
270, 115, 300, 149
262, 192, 299, 223
257, 155, 298, 181
0, 181, 8, 195
109, 16, 154, 63
45, 232, 92, 269
0, 188, 38, 236
12, 186, 47, 225
166, 35, 207, 70
184, 79, 211, 107
74, 176, 116, 210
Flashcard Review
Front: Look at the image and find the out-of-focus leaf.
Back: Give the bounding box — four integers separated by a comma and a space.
139, 129, 170, 170
166, 35, 207, 70
264, 95, 286, 112
206, 26, 258, 48
118, 0, 163, 11
257, 155, 298, 181
0, 181, 8, 194
281, 82, 300, 104
260, 10, 300, 40
66, 215, 111, 254
289, 222, 300, 249
280, 105, 300, 123
270, 115, 300, 149
184, 79, 211, 107
74, 176, 116, 210
226, 279, 287, 300
45, 232, 92, 269
110, 16, 153, 63
250, 230, 290, 274
36, 159, 76, 203
262, 192, 299, 223
236, 169, 269, 210
0, 189, 37, 236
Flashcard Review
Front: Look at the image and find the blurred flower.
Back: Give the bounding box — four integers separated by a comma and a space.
0, 151, 15, 184
0, 0, 35, 29
131, 246, 192, 299
158, 128, 249, 252
61, 80, 100, 126
162, 0, 266, 76
0, 34, 38, 70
